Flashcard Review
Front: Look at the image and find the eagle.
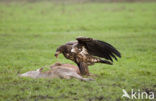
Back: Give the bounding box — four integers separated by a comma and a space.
55, 37, 121, 75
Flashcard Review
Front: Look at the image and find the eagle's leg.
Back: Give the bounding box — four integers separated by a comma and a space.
77, 62, 89, 75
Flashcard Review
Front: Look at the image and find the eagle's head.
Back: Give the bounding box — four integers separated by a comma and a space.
55, 45, 66, 58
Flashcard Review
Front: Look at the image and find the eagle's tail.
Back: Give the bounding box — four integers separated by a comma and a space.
99, 59, 113, 65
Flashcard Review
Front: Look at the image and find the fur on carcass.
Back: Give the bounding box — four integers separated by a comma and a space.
19, 63, 93, 81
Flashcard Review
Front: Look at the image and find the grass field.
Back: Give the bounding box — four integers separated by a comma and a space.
0, 2, 156, 101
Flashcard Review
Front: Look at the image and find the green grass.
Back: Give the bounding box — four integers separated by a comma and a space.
0, 2, 156, 101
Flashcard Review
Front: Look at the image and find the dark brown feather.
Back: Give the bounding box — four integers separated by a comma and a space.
77, 37, 121, 62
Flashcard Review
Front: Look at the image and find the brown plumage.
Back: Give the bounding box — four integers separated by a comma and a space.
55, 37, 121, 75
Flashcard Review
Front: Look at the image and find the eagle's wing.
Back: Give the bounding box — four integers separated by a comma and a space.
76, 37, 121, 62
65, 41, 77, 45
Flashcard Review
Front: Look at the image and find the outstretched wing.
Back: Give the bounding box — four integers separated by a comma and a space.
76, 37, 121, 62
65, 41, 77, 45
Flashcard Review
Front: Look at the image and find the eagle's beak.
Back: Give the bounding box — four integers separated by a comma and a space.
55, 51, 60, 58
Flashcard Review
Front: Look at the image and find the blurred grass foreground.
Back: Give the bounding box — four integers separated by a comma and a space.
0, 0, 156, 101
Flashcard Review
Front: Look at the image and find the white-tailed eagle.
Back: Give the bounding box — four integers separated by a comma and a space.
55, 37, 121, 75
